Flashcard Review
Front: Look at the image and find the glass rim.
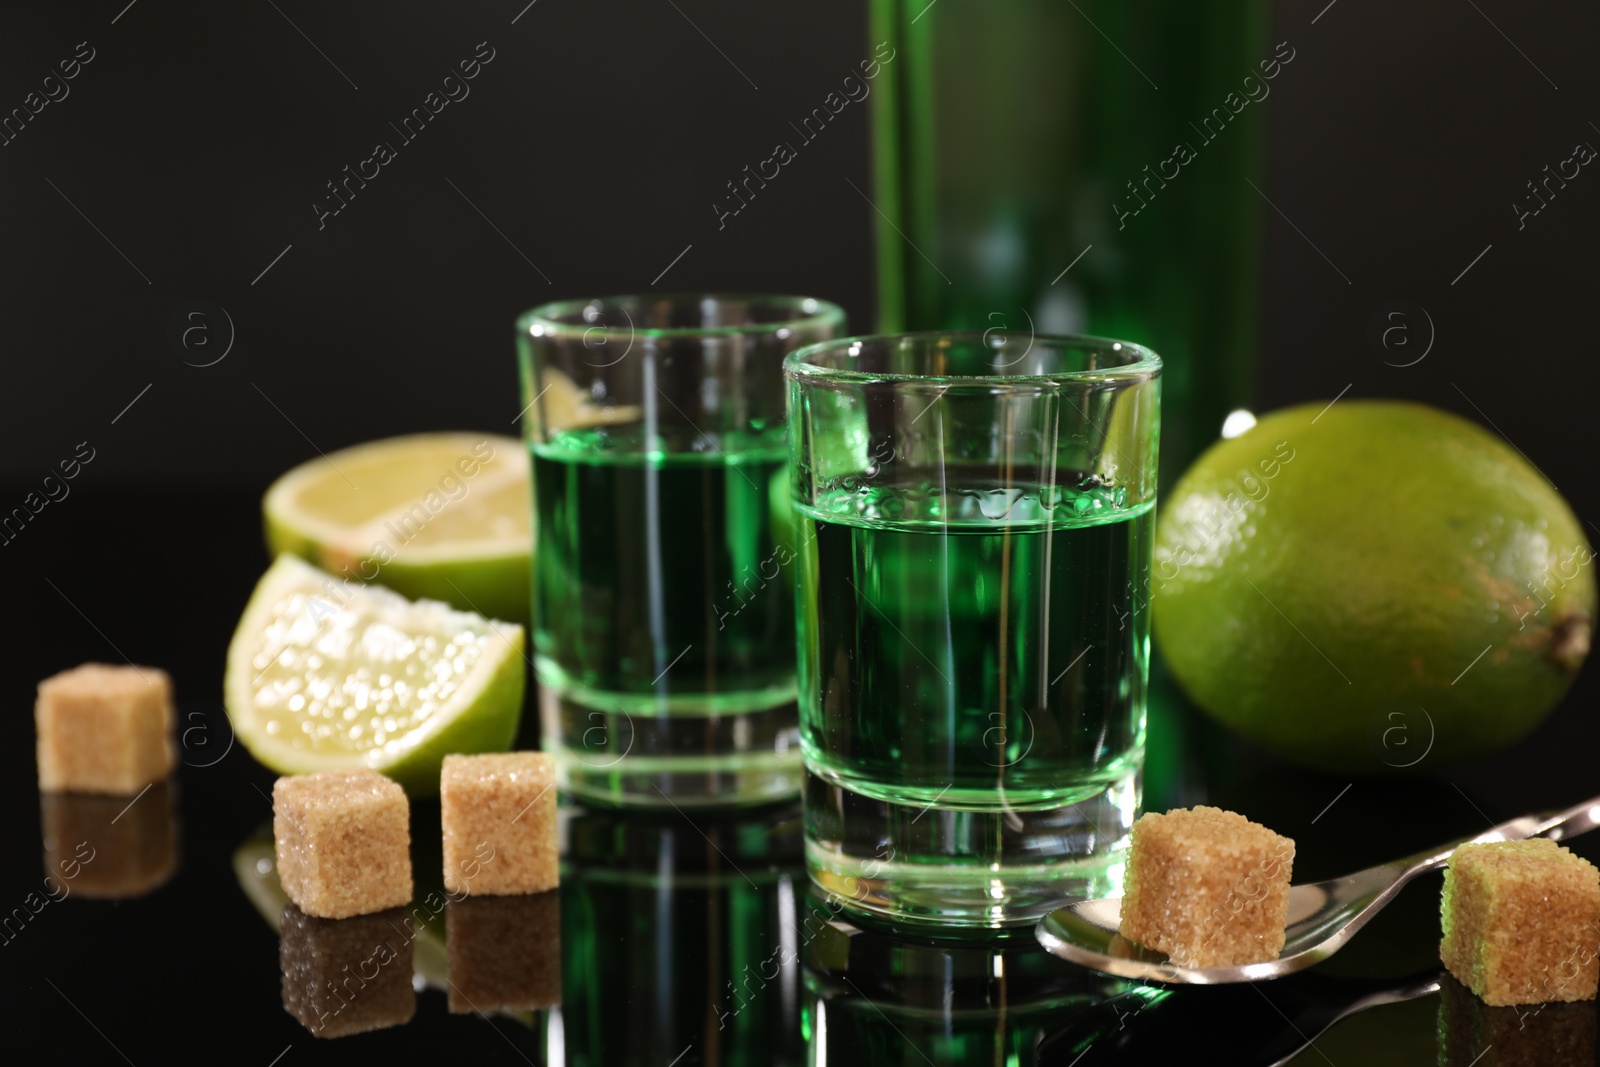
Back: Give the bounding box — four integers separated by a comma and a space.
784, 331, 1162, 385
517, 293, 846, 341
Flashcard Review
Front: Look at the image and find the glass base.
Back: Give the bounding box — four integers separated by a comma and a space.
803, 760, 1141, 928
538, 674, 803, 808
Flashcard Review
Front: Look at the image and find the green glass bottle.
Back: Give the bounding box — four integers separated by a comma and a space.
869, 0, 1274, 485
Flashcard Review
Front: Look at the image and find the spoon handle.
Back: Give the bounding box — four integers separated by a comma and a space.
1531, 795, 1600, 840
1400, 793, 1600, 881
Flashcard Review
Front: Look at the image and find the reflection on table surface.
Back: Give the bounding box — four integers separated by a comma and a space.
561, 803, 1143, 1066
1436, 973, 1595, 1067
275, 891, 563, 1038
804, 901, 1128, 1065
221, 787, 1600, 1064
558, 801, 806, 1066
280, 903, 415, 1039
40, 779, 178, 900
234, 819, 558, 1041
449, 891, 561, 1014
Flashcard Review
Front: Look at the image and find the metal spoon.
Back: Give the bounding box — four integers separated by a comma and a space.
1036, 794, 1600, 985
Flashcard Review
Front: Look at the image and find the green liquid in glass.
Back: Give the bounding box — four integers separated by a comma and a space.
532, 426, 794, 701
531, 426, 803, 803
797, 482, 1151, 808
796, 478, 1149, 921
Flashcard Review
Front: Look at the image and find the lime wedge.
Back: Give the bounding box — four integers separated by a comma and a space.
225, 555, 524, 794
263, 433, 531, 625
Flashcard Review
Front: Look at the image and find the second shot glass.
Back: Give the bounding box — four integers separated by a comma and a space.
518, 294, 844, 807
786, 331, 1161, 926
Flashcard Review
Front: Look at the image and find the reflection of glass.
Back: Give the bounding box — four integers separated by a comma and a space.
803, 898, 1125, 1063
447, 891, 561, 1014
40, 780, 178, 899
787, 334, 1160, 926
279, 904, 415, 1038
560, 802, 806, 1065
518, 295, 845, 808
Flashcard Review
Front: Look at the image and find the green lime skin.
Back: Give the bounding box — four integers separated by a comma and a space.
1152, 400, 1594, 774
266, 506, 531, 629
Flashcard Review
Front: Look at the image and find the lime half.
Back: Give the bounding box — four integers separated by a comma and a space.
225, 555, 525, 793
263, 433, 531, 625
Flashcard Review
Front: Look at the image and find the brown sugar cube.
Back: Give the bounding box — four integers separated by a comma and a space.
440, 753, 557, 897
1118, 805, 1295, 968
41, 781, 178, 899
280, 904, 415, 1038
446, 890, 561, 1013
274, 770, 413, 919
1437, 972, 1597, 1066
1440, 838, 1600, 1006
36, 664, 175, 794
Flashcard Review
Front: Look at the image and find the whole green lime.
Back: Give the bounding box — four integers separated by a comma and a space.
1152, 400, 1593, 774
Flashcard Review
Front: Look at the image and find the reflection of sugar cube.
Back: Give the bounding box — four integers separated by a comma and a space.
280, 904, 415, 1038
274, 770, 412, 919
36, 664, 174, 794
1437, 973, 1596, 1066
1118, 805, 1295, 967
441, 753, 557, 897
1441, 838, 1600, 1006
446, 890, 561, 1013
40, 782, 177, 899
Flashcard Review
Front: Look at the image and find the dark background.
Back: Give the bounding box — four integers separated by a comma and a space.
0, 1, 1596, 491
3, 2, 1599, 1063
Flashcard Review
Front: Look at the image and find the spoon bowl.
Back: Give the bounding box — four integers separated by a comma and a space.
1037, 797, 1600, 984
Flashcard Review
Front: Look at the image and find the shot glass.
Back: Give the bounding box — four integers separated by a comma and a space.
786, 332, 1161, 926
518, 295, 845, 807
